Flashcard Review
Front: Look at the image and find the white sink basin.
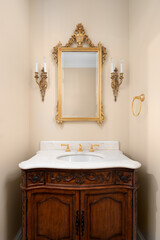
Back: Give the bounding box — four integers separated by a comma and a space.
56, 154, 104, 162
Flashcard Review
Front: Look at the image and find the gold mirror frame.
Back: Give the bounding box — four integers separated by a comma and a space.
53, 23, 107, 125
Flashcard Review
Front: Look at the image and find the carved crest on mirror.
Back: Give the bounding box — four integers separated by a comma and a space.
53, 23, 107, 64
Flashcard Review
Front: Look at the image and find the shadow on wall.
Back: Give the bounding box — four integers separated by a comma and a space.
138, 169, 158, 240
5, 171, 21, 240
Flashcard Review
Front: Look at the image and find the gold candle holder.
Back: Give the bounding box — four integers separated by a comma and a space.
111, 67, 124, 101
34, 67, 47, 101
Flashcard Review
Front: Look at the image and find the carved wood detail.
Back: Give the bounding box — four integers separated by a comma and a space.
24, 169, 136, 187
27, 171, 44, 186
47, 171, 113, 185
116, 171, 132, 185
65, 23, 95, 48
102, 46, 107, 64
55, 102, 63, 125
53, 41, 62, 64
52, 23, 107, 65
97, 104, 105, 126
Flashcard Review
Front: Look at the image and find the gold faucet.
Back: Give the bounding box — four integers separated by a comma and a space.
77, 144, 83, 152
61, 144, 71, 152
89, 144, 100, 152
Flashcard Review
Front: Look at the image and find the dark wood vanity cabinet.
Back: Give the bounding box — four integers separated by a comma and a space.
21, 168, 138, 240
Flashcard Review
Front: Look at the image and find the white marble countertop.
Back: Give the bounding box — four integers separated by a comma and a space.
19, 141, 141, 170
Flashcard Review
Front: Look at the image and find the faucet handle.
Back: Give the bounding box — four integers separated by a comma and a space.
77, 144, 83, 152
89, 144, 100, 152
61, 144, 71, 152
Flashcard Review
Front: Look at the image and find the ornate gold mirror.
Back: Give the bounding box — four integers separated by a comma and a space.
53, 23, 106, 125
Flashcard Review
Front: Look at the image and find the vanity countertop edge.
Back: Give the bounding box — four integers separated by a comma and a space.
19, 141, 141, 170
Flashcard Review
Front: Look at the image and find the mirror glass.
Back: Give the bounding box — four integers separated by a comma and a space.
61, 51, 98, 118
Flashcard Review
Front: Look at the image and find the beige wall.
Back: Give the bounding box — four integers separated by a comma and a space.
129, 0, 160, 239
0, 0, 30, 239
30, 0, 129, 155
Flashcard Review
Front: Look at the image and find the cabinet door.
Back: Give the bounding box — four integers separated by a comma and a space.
27, 189, 79, 240
80, 189, 133, 240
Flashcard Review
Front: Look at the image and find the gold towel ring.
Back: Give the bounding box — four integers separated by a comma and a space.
132, 94, 145, 117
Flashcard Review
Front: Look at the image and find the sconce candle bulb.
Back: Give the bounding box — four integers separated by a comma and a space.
120, 59, 123, 73
35, 59, 38, 72
44, 57, 47, 72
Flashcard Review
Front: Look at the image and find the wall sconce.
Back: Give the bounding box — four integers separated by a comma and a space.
34, 58, 48, 101
111, 59, 124, 101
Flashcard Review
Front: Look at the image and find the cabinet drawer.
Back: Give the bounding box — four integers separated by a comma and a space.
22, 169, 135, 188
46, 170, 115, 186
26, 171, 45, 187
115, 170, 133, 186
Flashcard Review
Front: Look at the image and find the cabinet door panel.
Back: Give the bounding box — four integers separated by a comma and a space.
81, 189, 132, 240
27, 189, 79, 240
